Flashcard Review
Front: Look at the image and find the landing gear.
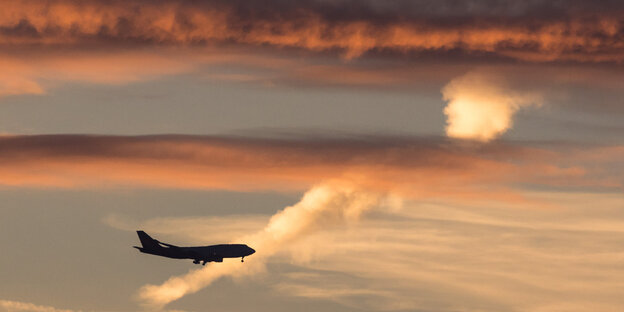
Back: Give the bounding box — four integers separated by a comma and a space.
202, 260, 207, 266
241, 257, 244, 263
193, 259, 200, 264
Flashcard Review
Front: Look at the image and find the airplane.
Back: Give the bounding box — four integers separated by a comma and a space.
133, 230, 255, 265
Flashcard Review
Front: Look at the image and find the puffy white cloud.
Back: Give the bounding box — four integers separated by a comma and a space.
443, 71, 542, 141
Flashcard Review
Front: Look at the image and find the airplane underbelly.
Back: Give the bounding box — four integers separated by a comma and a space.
161, 249, 190, 259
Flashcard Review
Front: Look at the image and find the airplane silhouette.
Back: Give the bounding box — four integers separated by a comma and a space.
133, 230, 255, 265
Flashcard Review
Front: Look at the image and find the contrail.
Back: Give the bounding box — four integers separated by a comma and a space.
138, 181, 399, 308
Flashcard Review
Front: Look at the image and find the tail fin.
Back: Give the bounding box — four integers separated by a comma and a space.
136, 230, 160, 250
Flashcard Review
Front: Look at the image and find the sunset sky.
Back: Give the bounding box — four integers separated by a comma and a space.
1, 1, 623, 311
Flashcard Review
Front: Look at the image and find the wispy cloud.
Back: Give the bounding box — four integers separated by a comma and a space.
121, 190, 624, 311
0, 299, 78, 312
137, 181, 398, 308
0, 49, 198, 97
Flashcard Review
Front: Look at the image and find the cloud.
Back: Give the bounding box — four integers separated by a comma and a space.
281, 218, 624, 311
69, 134, 620, 309
301, 193, 624, 311
0, 45, 622, 116
442, 71, 543, 141
0, 0, 622, 122
1, 1, 623, 63
0, 59, 45, 96
137, 181, 398, 308
1, 135, 620, 197
0, 50, 197, 97
121, 190, 624, 311
0, 299, 78, 312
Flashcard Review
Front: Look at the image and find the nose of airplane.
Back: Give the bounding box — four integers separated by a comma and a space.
247, 246, 256, 255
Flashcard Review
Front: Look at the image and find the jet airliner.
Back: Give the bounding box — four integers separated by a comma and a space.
133, 231, 255, 265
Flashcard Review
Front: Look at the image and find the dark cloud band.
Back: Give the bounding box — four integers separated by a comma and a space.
1, 0, 623, 62
0, 134, 620, 193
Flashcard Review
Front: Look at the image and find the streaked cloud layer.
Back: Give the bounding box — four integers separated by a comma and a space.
2, 0, 624, 62
277, 192, 624, 312
1, 135, 620, 194
0, 50, 193, 97
1, 0, 622, 141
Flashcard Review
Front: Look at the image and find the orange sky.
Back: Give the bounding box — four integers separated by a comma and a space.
1, 2, 623, 312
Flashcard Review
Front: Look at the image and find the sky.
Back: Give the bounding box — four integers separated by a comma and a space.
0, 1, 623, 311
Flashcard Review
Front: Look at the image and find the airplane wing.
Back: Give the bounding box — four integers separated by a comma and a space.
187, 247, 223, 263
155, 240, 180, 248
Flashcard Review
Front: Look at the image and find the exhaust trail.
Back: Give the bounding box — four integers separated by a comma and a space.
138, 181, 399, 308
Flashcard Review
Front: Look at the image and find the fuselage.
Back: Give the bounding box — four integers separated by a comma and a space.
134, 231, 255, 264
138, 244, 255, 259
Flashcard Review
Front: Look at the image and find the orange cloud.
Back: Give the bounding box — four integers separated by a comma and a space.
0, 135, 620, 202
1, 44, 622, 108
1, 1, 623, 63
0, 49, 197, 97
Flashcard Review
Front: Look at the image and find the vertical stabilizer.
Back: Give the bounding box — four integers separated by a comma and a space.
136, 230, 160, 250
